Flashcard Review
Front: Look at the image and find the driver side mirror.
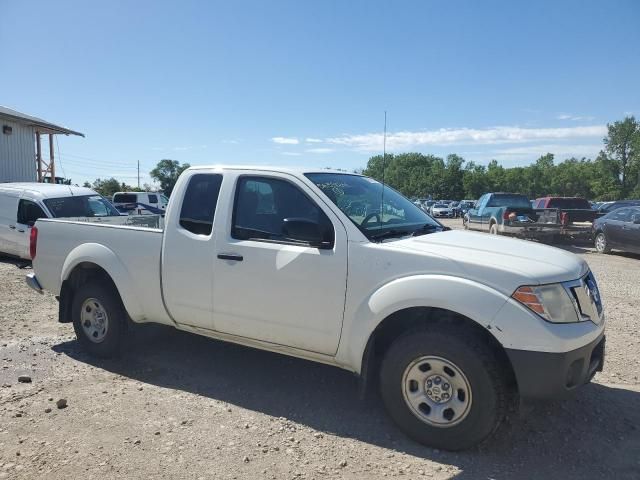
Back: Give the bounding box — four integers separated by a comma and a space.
282, 218, 334, 249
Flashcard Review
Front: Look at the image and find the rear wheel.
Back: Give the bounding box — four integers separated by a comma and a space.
72, 281, 126, 357
489, 223, 499, 235
380, 328, 509, 451
594, 232, 610, 254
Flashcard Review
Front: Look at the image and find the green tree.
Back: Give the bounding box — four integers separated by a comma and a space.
91, 178, 124, 198
150, 159, 191, 196
604, 116, 640, 192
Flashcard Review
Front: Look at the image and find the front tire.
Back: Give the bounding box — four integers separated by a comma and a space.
379, 327, 509, 451
594, 232, 610, 254
72, 281, 126, 358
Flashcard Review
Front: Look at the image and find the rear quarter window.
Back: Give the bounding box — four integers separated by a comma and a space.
547, 198, 590, 209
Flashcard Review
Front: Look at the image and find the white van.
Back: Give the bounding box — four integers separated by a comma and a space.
112, 191, 168, 215
0, 183, 121, 259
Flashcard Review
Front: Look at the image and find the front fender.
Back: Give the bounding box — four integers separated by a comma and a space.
61, 243, 146, 321
336, 275, 511, 373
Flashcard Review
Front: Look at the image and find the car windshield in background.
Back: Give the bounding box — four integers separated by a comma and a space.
487, 194, 531, 208
433, 203, 448, 208
305, 173, 442, 241
44, 195, 121, 218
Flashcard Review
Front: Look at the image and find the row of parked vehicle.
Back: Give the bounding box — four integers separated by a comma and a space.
0, 183, 165, 260
460, 192, 640, 255
412, 199, 476, 218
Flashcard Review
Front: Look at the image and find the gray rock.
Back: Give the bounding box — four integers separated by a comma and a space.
56, 398, 67, 409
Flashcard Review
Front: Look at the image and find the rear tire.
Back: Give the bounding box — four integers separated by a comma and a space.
594, 232, 610, 254
72, 281, 126, 358
380, 327, 509, 451
489, 223, 499, 235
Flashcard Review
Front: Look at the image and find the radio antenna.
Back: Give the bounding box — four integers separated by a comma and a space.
380, 111, 387, 227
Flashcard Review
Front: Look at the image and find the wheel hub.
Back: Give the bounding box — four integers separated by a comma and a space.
402, 355, 472, 427
425, 375, 451, 403
80, 298, 109, 344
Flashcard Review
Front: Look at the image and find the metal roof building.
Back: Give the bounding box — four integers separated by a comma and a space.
0, 105, 84, 183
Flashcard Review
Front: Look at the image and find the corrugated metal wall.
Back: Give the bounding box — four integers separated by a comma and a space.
0, 119, 36, 182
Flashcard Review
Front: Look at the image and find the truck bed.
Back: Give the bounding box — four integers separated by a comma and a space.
33, 218, 172, 325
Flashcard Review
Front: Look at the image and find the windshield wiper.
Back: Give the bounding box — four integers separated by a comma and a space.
369, 229, 415, 242
412, 224, 441, 237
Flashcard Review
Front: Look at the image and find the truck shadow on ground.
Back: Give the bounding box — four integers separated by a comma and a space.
53, 325, 640, 479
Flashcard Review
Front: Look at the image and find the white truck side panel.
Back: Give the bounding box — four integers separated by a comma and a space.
33, 219, 173, 325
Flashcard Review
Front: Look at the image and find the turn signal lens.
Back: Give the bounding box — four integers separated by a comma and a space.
512, 286, 548, 317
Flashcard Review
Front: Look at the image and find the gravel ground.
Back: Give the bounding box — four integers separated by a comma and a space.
1, 219, 639, 479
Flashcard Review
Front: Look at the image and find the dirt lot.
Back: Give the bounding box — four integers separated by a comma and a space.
1, 218, 639, 479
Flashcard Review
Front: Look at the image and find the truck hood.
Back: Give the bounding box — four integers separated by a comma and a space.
385, 230, 588, 295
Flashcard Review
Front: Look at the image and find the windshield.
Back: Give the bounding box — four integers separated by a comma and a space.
44, 195, 121, 218
487, 194, 531, 208
305, 173, 443, 241
433, 203, 448, 208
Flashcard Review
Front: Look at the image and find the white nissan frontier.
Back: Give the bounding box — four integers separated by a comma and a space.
25, 166, 605, 450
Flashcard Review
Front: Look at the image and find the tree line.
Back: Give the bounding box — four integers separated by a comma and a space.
83, 159, 191, 198
362, 116, 640, 201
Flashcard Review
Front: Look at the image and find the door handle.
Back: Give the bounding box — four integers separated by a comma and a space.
217, 253, 243, 262
8, 225, 15, 230
17, 229, 25, 233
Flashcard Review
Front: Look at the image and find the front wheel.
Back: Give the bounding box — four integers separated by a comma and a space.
380, 328, 509, 451
72, 281, 127, 357
594, 232, 610, 253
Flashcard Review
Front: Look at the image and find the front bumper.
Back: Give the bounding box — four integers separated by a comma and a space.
506, 333, 605, 400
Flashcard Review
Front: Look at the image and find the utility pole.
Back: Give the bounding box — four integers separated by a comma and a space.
137, 160, 140, 189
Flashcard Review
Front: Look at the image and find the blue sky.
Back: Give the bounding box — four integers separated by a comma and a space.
1, 0, 638, 187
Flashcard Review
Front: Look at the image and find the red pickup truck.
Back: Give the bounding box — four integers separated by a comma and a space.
534, 197, 599, 238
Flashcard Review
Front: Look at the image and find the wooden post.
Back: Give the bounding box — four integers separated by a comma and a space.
49, 134, 55, 183
36, 131, 42, 182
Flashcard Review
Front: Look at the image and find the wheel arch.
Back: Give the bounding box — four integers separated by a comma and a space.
359, 306, 518, 398
341, 275, 518, 396
58, 244, 144, 322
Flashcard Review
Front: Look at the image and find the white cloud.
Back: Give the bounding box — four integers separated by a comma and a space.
491, 143, 603, 158
271, 137, 299, 145
281, 151, 301, 156
556, 113, 595, 121
222, 139, 241, 144
305, 147, 334, 154
305, 138, 323, 143
324, 125, 607, 152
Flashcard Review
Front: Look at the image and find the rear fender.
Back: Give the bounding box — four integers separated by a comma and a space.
60, 243, 145, 321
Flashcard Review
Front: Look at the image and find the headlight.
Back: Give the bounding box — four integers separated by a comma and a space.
512, 284, 579, 323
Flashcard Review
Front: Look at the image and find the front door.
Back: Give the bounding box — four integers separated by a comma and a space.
212, 173, 348, 356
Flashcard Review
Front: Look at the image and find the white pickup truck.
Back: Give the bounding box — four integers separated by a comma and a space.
26, 166, 605, 450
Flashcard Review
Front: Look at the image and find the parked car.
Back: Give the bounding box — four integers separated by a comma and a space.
464, 192, 560, 239
597, 200, 640, 215
430, 202, 454, 217
26, 166, 605, 451
458, 200, 476, 217
534, 197, 600, 239
0, 183, 121, 259
593, 206, 640, 255
112, 191, 169, 215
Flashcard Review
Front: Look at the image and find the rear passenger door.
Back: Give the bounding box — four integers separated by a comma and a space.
466, 195, 485, 230
606, 208, 631, 247
161, 173, 223, 329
